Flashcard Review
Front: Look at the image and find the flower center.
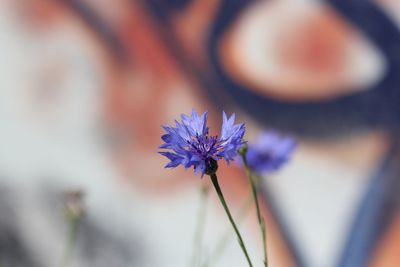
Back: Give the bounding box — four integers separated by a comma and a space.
187, 134, 221, 159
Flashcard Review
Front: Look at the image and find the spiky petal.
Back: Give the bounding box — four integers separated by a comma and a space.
159, 109, 246, 176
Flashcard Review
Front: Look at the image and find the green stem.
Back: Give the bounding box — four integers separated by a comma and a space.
61, 216, 80, 267
241, 154, 269, 267
190, 185, 210, 267
203, 190, 253, 267
209, 173, 253, 267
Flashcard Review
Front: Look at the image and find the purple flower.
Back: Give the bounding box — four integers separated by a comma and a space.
159, 109, 245, 176
246, 131, 296, 174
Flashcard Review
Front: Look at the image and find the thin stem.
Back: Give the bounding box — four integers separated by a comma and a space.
241, 154, 269, 267
203, 190, 253, 267
190, 184, 210, 267
61, 216, 80, 267
209, 173, 253, 267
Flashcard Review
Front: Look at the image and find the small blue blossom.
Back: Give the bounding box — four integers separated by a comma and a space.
246, 131, 296, 174
159, 109, 245, 176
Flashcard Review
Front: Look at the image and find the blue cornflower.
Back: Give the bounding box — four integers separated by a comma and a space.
159, 109, 245, 176
246, 131, 296, 174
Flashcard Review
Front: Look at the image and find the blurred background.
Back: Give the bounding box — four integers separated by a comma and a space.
1, 0, 400, 266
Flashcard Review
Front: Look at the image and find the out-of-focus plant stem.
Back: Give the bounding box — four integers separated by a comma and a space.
190, 184, 210, 267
